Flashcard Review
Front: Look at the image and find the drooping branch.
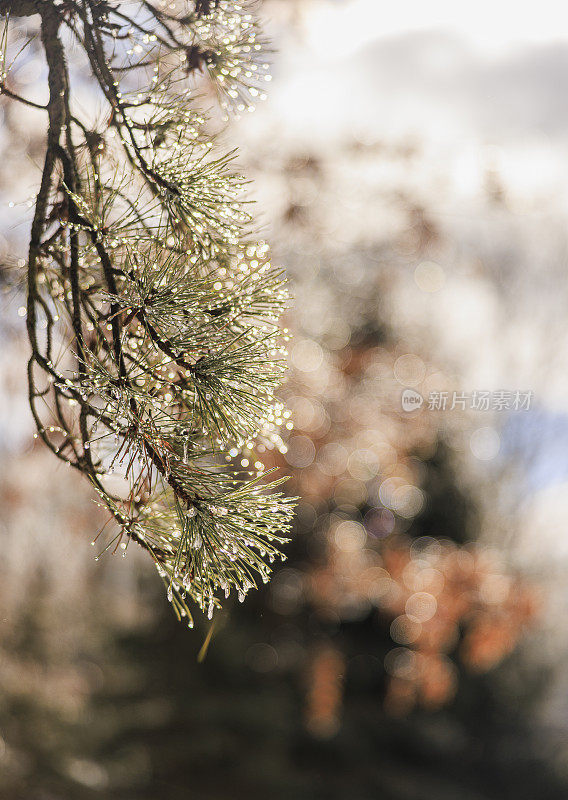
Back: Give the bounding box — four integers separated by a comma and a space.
4, 0, 295, 626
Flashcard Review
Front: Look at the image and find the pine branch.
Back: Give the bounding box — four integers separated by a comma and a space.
3, 0, 295, 625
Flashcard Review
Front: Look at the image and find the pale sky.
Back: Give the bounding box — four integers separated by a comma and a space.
255, 0, 568, 149
301, 0, 568, 57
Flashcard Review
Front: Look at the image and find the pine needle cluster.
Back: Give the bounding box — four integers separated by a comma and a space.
1, 0, 295, 625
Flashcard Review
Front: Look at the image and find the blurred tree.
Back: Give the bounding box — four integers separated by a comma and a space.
0, 137, 556, 800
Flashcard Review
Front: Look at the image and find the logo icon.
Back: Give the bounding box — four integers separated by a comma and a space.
401, 388, 424, 412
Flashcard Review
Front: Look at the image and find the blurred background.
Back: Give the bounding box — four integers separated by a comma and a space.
3, 0, 568, 797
